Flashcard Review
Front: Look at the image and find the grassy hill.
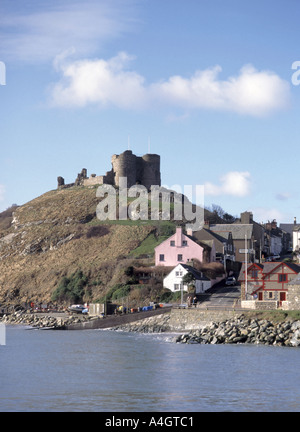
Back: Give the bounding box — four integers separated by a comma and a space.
0, 184, 224, 309
0, 186, 181, 307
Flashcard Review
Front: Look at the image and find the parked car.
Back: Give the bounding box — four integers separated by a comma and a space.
272, 254, 281, 261
225, 276, 236, 286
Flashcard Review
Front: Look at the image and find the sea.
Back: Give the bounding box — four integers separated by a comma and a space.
0, 325, 299, 413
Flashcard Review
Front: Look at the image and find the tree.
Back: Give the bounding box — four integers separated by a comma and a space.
182, 272, 196, 293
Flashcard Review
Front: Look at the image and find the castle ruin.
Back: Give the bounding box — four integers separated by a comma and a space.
57, 150, 161, 191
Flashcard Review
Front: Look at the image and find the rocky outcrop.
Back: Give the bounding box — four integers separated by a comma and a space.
0, 311, 99, 329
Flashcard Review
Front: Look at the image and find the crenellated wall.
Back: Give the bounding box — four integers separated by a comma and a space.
58, 150, 161, 190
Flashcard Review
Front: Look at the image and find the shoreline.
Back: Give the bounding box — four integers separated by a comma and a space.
110, 312, 300, 347
2, 309, 300, 347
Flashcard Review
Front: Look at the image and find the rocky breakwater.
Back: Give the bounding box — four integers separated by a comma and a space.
0, 311, 99, 329
175, 315, 300, 347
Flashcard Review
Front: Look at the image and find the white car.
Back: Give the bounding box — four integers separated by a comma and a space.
272, 254, 281, 261
225, 277, 236, 286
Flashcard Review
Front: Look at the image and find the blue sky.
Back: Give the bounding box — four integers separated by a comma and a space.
0, 0, 300, 224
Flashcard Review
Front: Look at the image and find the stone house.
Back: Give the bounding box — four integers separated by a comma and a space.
154, 226, 214, 267
239, 261, 300, 308
163, 263, 211, 294
286, 273, 300, 309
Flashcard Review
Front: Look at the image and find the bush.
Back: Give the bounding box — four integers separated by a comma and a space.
111, 284, 131, 300
86, 225, 109, 239
51, 270, 88, 303
99, 283, 132, 302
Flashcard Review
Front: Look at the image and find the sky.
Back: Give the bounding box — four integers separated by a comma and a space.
0, 0, 300, 225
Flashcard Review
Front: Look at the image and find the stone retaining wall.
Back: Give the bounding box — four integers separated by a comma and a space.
167, 308, 240, 331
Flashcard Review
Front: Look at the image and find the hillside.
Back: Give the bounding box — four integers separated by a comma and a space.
0, 185, 179, 307
0, 184, 223, 309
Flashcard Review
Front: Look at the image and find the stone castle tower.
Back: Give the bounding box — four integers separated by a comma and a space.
111, 150, 161, 189
57, 150, 161, 190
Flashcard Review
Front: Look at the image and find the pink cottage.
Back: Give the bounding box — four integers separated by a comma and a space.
155, 226, 208, 267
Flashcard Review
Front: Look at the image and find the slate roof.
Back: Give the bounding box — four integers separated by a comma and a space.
192, 228, 229, 245
238, 262, 263, 281
288, 272, 300, 285
180, 264, 210, 281
280, 223, 300, 234
238, 262, 300, 281
210, 224, 253, 240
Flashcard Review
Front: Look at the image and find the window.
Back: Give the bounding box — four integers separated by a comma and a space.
170, 240, 175, 246
251, 270, 258, 278
279, 274, 287, 282
182, 240, 187, 246
177, 254, 183, 261
174, 284, 180, 291
268, 292, 273, 299
159, 254, 164, 262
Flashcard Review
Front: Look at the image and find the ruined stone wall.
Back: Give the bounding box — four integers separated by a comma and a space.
58, 150, 161, 190
140, 153, 161, 190
111, 150, 161, 189
111, 150, 137, 188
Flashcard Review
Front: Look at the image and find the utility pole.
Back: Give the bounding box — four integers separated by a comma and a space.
245, 234, 248, 300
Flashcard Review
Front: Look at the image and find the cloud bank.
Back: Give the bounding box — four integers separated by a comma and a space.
204, 171, 251, 197
50, 53, 290, 116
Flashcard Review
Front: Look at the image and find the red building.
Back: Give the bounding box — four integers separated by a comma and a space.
239, 262, 300, 305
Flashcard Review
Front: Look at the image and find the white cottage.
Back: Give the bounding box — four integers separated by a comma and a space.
163, 263, 211, 294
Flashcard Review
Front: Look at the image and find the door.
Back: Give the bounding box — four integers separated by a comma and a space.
279, 292, 286, 306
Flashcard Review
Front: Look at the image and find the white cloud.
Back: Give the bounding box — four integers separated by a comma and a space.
0, 1, 137, 63
154, 64, 290, 116
204, 171, 251, 197
252, 207, 289, 224
50, 53, 291, 116
50, 52, 147, 109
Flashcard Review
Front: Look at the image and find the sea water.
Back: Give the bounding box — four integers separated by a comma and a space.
0, 325, 299, 412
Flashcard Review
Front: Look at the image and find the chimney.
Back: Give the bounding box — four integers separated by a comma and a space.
241, 211, 253, 224
175, 226, 182, 247
187, 227, 193, 236
294, 217, 297, 225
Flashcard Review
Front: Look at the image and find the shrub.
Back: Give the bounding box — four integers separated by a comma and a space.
86, 225, 109, 239
51, 270, 88, 303
111, 284, 131, 301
